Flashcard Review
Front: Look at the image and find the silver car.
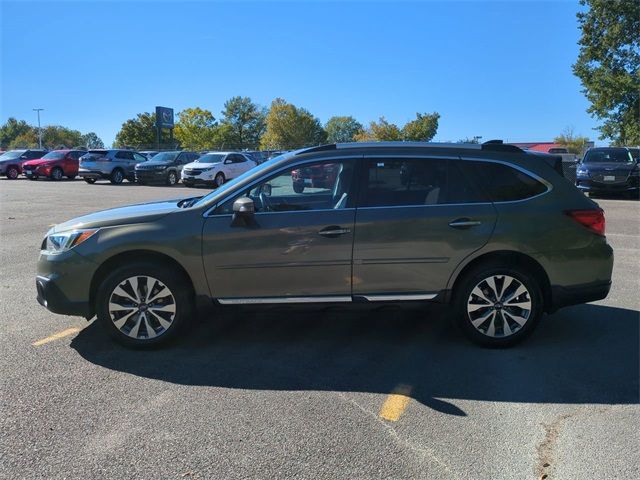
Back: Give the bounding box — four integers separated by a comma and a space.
78, 149, 148, 184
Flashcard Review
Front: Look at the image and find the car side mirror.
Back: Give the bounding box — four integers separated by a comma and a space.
224, 159, 232, 164
233, 197, 255, 215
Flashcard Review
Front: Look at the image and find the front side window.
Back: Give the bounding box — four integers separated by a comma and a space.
41, 151, 66, 160
215, 160, 354, 214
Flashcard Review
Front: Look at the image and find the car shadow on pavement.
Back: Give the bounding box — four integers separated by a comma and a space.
71, 303, 639, 416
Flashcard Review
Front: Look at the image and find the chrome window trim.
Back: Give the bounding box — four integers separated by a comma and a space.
218, 296, 352, 305
203, 155, 362, 218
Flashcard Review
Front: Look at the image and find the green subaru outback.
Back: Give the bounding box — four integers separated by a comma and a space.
36, 141, 613, 347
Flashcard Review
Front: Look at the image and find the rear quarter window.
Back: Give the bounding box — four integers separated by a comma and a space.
459, 161, 548, 202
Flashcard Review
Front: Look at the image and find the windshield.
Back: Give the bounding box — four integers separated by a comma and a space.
0, 150, 25, 160
41, 151, 66, 160
191, 152, 293, 208
195, 154, 225, 163
583, 148, 632, 163
630, 149, 640, 162
151, 152, 179, 163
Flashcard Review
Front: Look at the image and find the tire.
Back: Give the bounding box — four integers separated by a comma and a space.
5, 166, 19, 179
96, 262, 193, 348
214, 172, 225, 187
84, 178, 96, 184
50, 167, 64, 181
167, 170, 178, 186
110, 168, 124, 184
453, 261, 543, 347
293, 181, 305, 194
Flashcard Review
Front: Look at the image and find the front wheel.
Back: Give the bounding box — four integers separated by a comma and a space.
96, 262, 193, 347
50, 167, 64, 181
453, 263, 543, 347
167, 170, 178, 186
214, 172, 225, 188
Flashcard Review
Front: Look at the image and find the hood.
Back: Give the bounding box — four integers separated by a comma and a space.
580, 161, 637, 173
51, 198, 185, 233
23, 158, 51, 166
185, 161, 221, 168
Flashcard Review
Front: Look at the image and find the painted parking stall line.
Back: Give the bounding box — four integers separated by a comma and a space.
32, 327, 82, 346
379, 384, 413, 422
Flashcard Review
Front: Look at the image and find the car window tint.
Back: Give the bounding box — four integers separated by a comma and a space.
235, 154, 246, 163
461, 161, 547, 202
448, 161, 489, 203
361, 159, 448, 207
133, 153, 146, 162
215, 160, 355, 214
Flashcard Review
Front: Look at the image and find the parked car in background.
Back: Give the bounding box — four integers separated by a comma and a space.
139, 151, 159, 160
78, 149, 148, 184
291, 162, 340, 193
181, 151, 256, 187
36, 141, 613, 348
576, 147, 639, 198
0, 149, 48, 179
135, 151, 199, 185
22, 149, 86, 180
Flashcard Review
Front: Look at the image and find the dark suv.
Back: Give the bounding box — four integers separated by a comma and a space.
0, 149, 48, 179
36, 141, 613, 348
135, 151, 199, 185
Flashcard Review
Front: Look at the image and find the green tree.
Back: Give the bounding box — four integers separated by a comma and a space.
114, 113, 163, 149
260, 98, 327, 150
402, 112, 440, 142
174, 107, 219, 150
325, 116, 363, 143
457, 137, 481, 144
1, 118, 35, 149
40, 125, 83, 149
554, 126, 590, 154
220, 96, 266, 149
354, 117, 402, 142
9, 130, 38, 149
573, 0, 640, 145
81, 132, 104, 149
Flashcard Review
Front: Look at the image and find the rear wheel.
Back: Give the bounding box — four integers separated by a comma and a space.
84, 178, 96, 184
96, 262, 193, 348
110, 168, 124, 184
167, 170, 178, 186
50, 167, 64, 181
6, 166, 19, 179
453, 262, 543, 347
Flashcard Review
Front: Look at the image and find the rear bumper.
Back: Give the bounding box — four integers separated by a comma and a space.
78, 169, 109, 180
550, 281, 611, 311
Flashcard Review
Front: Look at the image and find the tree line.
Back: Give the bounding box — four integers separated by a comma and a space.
112, 96, 442, 151
0, 118, 104, 150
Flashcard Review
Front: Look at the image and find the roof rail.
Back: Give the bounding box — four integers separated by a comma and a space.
336, 141, 482, 150
481, 140, 523, 153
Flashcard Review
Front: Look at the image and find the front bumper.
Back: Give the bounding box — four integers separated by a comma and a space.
181, 173, 217, 186
36, 250, 97, 318
136, 170, 169, 183
576, 178, 639, 193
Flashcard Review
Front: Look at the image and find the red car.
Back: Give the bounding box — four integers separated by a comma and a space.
291, 163, 339, 193
22, 149, 86, 180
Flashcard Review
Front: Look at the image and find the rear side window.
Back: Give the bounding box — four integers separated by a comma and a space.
458, 161, 548, 202
360, 158, 488, 207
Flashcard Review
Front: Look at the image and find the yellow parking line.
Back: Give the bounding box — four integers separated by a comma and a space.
32, 327, 81, 346
379, 384, 413, 421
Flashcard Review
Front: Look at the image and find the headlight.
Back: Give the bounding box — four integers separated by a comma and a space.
43, 229, 99, 254
576, 168, 588, 176
155, 165, 167, 170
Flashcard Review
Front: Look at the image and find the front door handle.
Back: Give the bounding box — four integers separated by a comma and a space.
449, 218, 482, 229
319, 226, 351, 238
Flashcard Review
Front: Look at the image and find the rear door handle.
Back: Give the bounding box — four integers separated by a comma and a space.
319, 226, 351, 237
449, 218, 482, 229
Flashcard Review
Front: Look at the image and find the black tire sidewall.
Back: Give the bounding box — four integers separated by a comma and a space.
7, 167, 19, 179
51, 168, 63, 180
215, 172, 225, 187
110, 169, 124, 184
96, 262, 192, 347
454, 263, 543, 347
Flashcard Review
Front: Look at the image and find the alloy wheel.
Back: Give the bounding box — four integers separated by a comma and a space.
215, 173, 224, 187
108, 276, 176, 340
466, 275, 532, 338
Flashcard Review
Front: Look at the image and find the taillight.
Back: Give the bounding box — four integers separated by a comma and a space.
565, 209, 605, 236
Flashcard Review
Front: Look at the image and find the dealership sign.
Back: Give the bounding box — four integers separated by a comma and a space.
155, 106, 174, 129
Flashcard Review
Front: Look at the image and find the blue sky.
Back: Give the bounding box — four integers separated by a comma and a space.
1, 0, 598, 146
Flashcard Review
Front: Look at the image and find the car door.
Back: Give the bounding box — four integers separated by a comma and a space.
202, 157, 358, 301
351, 156, 497, 299
66, 151, 82, 175
225, 154, 242, 178
234, 154, 254, 176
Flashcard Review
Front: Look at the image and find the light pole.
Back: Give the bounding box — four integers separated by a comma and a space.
33, 108, 44, 149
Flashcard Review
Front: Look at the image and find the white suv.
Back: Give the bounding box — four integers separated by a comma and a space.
181, 152, 256, 188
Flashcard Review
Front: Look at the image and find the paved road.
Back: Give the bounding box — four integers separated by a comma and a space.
1, 178, 638, 479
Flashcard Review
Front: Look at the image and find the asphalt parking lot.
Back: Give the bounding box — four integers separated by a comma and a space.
1, 178, 638, 479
